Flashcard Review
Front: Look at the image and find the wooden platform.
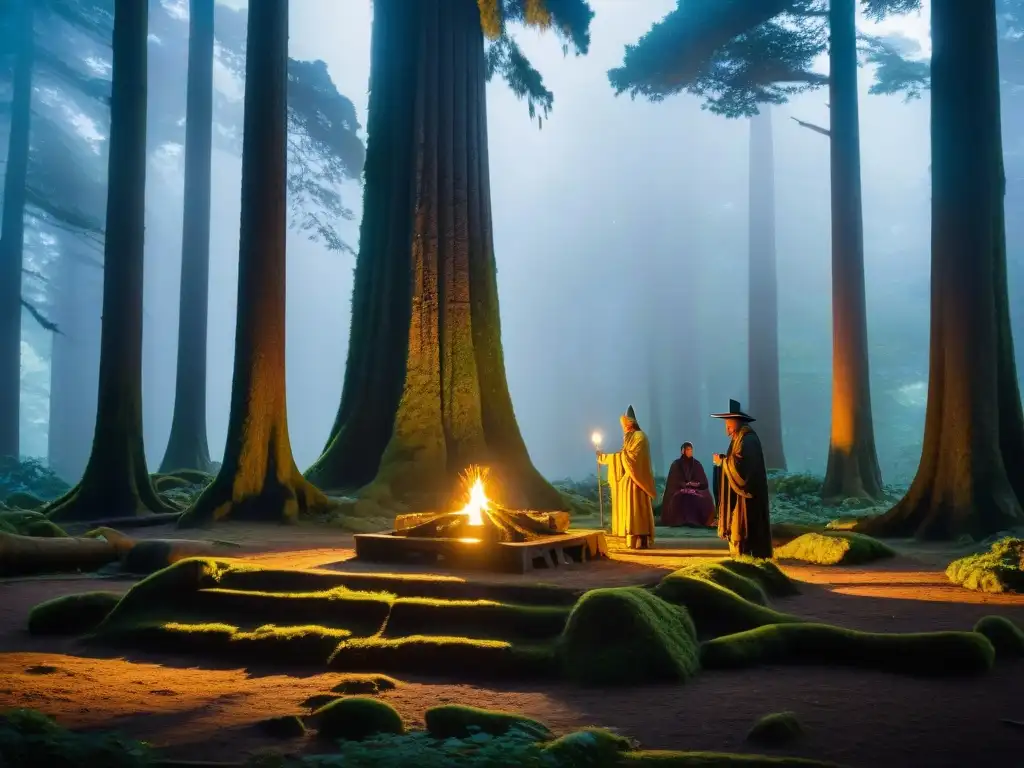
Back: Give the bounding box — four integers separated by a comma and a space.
353, 529, 608, 574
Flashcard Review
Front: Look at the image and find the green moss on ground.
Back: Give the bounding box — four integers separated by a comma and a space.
425, 704, 551, 740
719, 558, 801, 597
543, 727, 634, 765
701, 622, 995, 676
947, 537, 1024, 593
314, 696, 404, 741
331, 673, 400, 695
27, 591, 122, 635
559, 586, 700, 685
301, 694, 341, 711
746, 711, 803, 746
653, 572, 804, 636
673, 562, 769, 605
774, 531, 896, 565
619, 751, 838, 766
0, 708, 151, 767
4, 491, 46, 510
256, 714, 307, 738
974, 615, 1024, 657
0, 509, 68, 538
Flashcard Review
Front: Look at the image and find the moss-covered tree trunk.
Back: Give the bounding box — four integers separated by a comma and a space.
859, 0, 1024, 540
0, 0, 34, 460
178, 0, 330, 527
306, 0, 564, 513
48, 0, 172, 523
160, 0, 214, 474
747, 108, 786, 471
820, 0, 883, 502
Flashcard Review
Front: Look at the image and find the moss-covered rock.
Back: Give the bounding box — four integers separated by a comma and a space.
973, 615, 1024, 658
21, 519, 69, 538
947, 538, 1023, 593
701, 622, 995, 676
425, 704, 551, 740
256, 714, 306, 739
331, 673, 400, 695
559, 586, 700, 685
543, 727, 634, 765
774, 531, 896, 566
0, 509, 68, 538
719, 558, 800, 597
28, 591, 122, 636
4, 491, 45, 510
0, 708, 152, 767
746, 711, 803, 746
653, 572, 803, 636
673, 562, 769, 605
314, 696, 404, 741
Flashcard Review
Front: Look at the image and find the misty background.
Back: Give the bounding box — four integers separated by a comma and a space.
13, 0, 944, 487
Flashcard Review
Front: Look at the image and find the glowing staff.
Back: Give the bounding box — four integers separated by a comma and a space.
591, 431, 604, 529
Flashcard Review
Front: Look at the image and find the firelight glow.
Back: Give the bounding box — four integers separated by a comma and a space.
591, 431, 602, 447
458, 476, 489, 526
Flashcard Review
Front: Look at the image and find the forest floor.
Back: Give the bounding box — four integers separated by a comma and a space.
1, 523, 1022, 768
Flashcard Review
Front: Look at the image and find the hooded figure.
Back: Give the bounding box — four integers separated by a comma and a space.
660, 441, 716, 527
597, 405, 657, 549
711, 399, 772, 559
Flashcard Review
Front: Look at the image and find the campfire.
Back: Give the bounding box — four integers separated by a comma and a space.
353, 465, 608, 573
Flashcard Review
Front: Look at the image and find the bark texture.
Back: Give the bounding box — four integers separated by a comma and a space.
48, 0, 172, 523
820, 0, 883, 501
160, 0, 215, 474
858, 0, 1024, 540
0, 0, 34, 460
307, 0, 564, 513
747, 108, 786, 470
179, 0, 330, 527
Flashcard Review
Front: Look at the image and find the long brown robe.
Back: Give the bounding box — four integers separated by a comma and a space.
599, 428, 656, 547
717, 425, 773, 558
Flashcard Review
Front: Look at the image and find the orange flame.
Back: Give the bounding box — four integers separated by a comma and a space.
456, 467, 489, 526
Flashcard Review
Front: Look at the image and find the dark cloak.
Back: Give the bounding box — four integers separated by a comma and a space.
716, 426, 773, 558
660, 456, 716, 527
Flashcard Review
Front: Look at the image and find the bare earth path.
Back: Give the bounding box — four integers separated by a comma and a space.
1, 524, 1021, 767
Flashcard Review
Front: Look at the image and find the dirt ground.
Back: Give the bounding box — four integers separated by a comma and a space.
1, 523, 1022, 767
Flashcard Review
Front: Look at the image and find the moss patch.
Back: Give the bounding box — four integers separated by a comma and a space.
0, 708, 152, 767
4, 491, 45, 510
256, 714, 306, 738
425, 704, 551, 740
331, 673, 400, 695
701, 623, 995, 676
544, 727, 634, 764
315, 696, 404, 741
746, 711, 803, 746
653, 572, 803, 636
974, 615, 1024, 657
559, 586, 700, 685
719, 558, 800, 597
28, 591, 122, 636
301, 694, 341, 711
0, 509, 68, 538
947, 537, 1023, 593
673, 562, 769, 605
774, 531, 896, 565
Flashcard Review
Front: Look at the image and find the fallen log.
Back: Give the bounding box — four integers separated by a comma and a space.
0, 531, 119, 577
86, 527, 242, 574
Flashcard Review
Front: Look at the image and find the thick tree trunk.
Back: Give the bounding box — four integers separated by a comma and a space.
178, 0, 330, 527
306, 0, 564, 513
47, 248, 102, 484
820, 0, 883, 501
859, 0, 1024, 540
0, 0, 34, 460
747, 108, 786, 471
48, 0, 171, 523
160, 0, 214, 474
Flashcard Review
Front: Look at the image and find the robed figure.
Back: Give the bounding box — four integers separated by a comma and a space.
660, 442, 716, 527
598, 405, 656, 550
711, 399, 773, 559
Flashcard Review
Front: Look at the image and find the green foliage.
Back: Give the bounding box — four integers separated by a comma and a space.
314, 696, 404, 741
775, 531, 897, 565
0, 457, 70, 502
861, 33, 930, 99
946, 537, 1024, 593
0, 509, 69, 538
973, 615, 1024, 658
0, 708, 151, 768
746, 711, 803, 746
653, 572, 803, 636
558, 586, 701, 685
700, 622, 996, 676
425, 705, 551, 740
27, 591, 121, 635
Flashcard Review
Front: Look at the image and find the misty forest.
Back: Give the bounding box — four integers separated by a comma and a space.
3, 1, 1024, 767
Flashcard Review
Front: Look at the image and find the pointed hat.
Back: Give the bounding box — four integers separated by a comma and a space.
624, 404, 636, 420
710, 399, 755, 422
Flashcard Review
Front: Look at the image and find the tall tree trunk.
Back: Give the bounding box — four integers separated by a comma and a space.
179, 0, 330, 527
646, 345, 665, 478
47, 248, 101, 484
306, 0, 564, 513
747, 108, 786, 471
160, 0, 214, 474
47, 0, 171, 523
820, 0, 883, 501
0, 0, 34, 460
859, 0, 1024, 540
